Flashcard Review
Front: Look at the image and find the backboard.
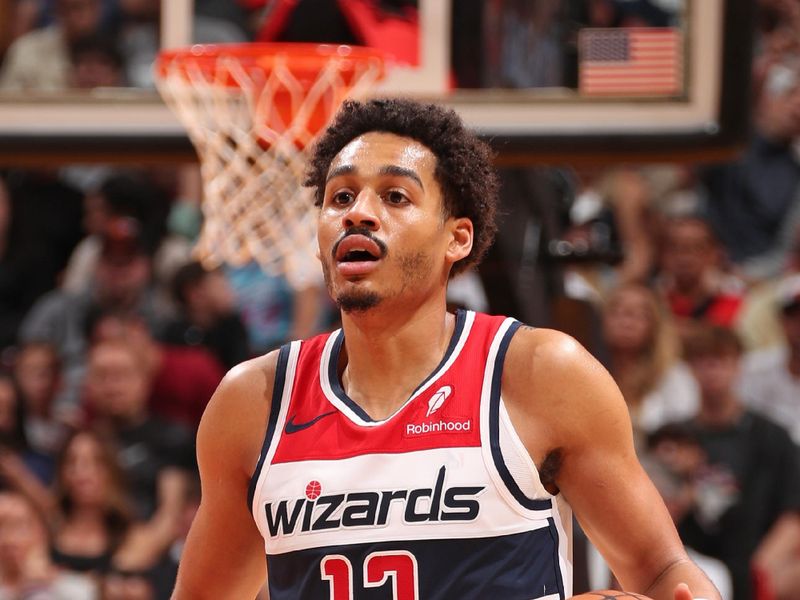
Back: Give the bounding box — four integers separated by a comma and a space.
0, 0, 753, 165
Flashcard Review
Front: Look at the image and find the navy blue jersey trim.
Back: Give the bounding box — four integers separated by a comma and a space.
489, 321, 553, 511
548, 517, 566, 599
247, 343, 292, 509
328, 332, 374, 421
410, 308, 466, 397
328, 309, 467, 423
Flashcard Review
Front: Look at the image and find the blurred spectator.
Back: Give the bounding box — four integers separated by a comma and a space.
0, 374, 52, 498
50, 429, 181, 582
586, 432, 734, 597
104, 474, 201, 600
739, 274, 800, 445
62, 172, 191, 307
751, 512, 800, 600
4, 169, 86, 293
87, 308, 223, 430
84, 339, 195, 521
0, 0, 103, 90
657, 215, 744, 336
100, 570, 156, 600
162, 262, 250, 370
227, 262, 330, 354
19, 216, 168, 413
68, 31, 126, 88
482, 0, 564, 88
49, 429, 131, 575
0, 490, 98, 599
602, 283, 698, 439
117, 0, 247, 88
12, 341, 73, 459
677, 325, 800, 600
736, 225, 800, 351
0, 175, 59, 351
700, 4, 800, 282
642, 432, 733, 599
650, 424, 800, 600
2, 0, 42, 53
562, 167, 658, 301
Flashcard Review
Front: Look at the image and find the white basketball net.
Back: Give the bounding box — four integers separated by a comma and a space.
155, 48, 384, 288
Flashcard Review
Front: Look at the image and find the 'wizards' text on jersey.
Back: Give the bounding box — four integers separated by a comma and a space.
248, 311, 573, 599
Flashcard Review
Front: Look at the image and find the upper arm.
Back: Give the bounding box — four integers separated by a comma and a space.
172, 354, 278, 600
503, 329, 689, 590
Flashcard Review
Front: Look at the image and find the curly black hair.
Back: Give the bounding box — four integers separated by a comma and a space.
304, 98, 499, 275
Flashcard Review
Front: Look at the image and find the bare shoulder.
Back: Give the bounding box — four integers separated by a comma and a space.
501, 326, 630, 455
198, 350, 282, 480
503, 325, 610, 403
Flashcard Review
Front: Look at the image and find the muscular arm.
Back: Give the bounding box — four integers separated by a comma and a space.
503, 328, 719, 600
171, 352, 278, 600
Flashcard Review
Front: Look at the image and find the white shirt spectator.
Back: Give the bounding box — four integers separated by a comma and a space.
636, 362, 700, 434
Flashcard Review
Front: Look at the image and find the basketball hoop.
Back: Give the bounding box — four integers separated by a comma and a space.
154, 43, 385, 288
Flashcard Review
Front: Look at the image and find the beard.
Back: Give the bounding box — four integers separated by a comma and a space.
336, 289, 382, 312
320, 231, 435, 314
320, 258, 382, 312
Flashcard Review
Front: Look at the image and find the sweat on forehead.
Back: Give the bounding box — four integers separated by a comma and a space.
325, 134, 432, 189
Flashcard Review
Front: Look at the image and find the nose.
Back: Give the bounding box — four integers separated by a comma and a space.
342, 190, 380, 231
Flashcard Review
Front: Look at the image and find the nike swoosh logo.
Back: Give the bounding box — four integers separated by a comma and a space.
284, 410, 337, 434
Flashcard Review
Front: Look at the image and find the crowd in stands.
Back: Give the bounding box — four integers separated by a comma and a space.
0, 0, 798, 599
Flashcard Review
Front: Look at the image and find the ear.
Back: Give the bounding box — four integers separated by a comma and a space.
445, 217, 473, 265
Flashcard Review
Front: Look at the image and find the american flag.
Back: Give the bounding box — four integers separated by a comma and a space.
578, 28, 683, 96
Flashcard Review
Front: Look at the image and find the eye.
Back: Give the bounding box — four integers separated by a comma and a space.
329, 190, 355, 205
384, 190, 409, 205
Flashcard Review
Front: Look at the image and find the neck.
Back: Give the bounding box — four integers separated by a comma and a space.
339, 295, 454, 420
697, 392, 742, 427
69, 506, 106, 526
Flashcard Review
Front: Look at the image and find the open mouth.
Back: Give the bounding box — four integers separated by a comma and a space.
334, 234, 384, 263
340, 249, 379, 262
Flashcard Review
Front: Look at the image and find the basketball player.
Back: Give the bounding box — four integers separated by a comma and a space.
171, 99, 720, 599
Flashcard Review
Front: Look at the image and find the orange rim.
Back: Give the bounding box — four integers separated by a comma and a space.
155, 42, 386, 83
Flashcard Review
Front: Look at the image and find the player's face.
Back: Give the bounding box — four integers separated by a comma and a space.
317, 132, 471, 312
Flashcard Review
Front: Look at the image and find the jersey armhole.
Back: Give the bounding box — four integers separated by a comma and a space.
481, 319, 554, 513
247, 342, 296, 511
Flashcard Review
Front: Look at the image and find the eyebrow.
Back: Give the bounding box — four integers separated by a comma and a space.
325, 164, 356, 183
378, 165, 424, 190
325, 164, 425, 191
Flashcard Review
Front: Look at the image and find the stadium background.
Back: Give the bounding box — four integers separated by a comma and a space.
0, 0, 798, 598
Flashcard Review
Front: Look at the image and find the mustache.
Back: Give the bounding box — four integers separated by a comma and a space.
331, 227, 388, 260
